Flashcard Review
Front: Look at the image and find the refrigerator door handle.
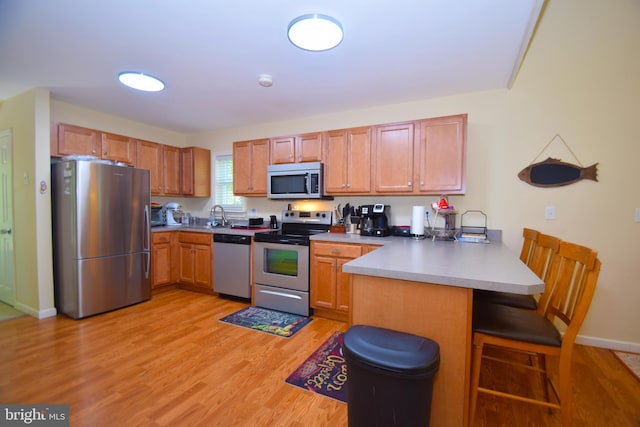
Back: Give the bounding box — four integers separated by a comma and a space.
144, 252, 150, 279
143, 204, 150, 251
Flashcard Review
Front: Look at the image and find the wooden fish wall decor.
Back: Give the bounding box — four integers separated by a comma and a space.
518, 157, 598, 187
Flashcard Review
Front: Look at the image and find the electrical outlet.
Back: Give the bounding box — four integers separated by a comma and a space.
545, 206, 556, 220
635, 208, 640, 223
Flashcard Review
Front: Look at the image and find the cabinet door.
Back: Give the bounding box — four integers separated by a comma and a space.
336, 258, 352, 312
270, 136, 296, 164
101, 132, 135, 164
310, 255, 337, 309
233, 141, 252, 194
192, 147, 211, 197
178, 243, 195, 284
181, 147, 194, 195
136, 140, 164, 195
153, 242, 172, 288
417, 114, 467, 194
323, 130, 349, 193
324, 128, 371, 194
233, 139, 269, 195
373, 122, 415, 193
251, 139, 269, 194
57, 123, 100, 157
347, 127, 372, 193
297, 133, 323, 163
193, 244, 212, 289
163, 145, 181, 195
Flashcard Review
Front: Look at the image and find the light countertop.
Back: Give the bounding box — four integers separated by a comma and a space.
151, 225, 272, 237
310, 233, 544, 294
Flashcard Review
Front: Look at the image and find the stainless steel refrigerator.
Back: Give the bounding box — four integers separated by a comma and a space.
52, 159, 151, 319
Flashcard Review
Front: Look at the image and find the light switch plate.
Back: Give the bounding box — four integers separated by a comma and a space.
545, 206, 556, 220
635, 208, 640, 223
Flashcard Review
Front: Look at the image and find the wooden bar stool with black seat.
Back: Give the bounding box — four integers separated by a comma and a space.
474, 229, 560, 310
469, 241, 601, 427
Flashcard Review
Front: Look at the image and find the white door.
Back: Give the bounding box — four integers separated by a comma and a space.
0, 129, 15, 305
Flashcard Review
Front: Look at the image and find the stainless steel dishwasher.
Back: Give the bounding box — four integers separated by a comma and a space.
213, 233, 252, 299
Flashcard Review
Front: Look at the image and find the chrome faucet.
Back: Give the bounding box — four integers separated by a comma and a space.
210, 205, 228, 226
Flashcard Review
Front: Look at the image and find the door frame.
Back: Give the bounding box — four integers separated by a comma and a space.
0, 128, 16, 305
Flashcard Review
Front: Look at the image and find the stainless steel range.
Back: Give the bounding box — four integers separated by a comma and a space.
253, 210, 332, 316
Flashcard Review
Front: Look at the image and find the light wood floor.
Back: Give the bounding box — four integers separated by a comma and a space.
1, 289, 638, 426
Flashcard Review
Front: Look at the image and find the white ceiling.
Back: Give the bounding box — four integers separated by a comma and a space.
0, 0, 544, 134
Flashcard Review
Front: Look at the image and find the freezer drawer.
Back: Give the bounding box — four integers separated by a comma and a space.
254, 284, 309, 316
55, 252, 151, 319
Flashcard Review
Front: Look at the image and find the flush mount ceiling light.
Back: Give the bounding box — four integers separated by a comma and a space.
118, 71, 165, 92
258, 74, 273, 87
287, 14, 343, 52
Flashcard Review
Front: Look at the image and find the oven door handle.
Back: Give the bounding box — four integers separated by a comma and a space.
258, 290, 303, 300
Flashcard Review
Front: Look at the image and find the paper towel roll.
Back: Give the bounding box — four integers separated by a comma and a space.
411, 206, 426, 235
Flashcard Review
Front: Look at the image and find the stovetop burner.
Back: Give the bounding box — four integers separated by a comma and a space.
253, 210, 332, 245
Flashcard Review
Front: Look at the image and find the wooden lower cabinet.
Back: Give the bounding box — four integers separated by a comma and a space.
178, 232, 213, 292
310, 241, 365, 321
152, 232, 176, 289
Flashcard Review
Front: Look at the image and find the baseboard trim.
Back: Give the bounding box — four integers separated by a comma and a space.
12, 302, 57, 319
576, 334, 640, 353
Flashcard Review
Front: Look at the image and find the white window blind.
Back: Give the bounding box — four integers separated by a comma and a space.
214, 153, 244, 211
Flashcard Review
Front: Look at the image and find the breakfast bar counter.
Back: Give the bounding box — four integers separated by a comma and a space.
313, 234, 543, 427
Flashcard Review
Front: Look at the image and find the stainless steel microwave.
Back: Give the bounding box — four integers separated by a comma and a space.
267, 162, 324, 199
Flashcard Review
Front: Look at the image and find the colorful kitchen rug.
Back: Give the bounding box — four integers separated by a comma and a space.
285, 331, 347, 403
612, 350, 640, 382
219, 306, 312, 338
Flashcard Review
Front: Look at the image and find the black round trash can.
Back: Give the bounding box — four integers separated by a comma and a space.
342, 325, 440, 427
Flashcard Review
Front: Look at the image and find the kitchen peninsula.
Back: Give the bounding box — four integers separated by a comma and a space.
312, 233, 544, 427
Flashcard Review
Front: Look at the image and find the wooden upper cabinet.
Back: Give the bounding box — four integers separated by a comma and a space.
182, 147, 211, 197
373, 121, 416, 193
55, 124, 134, 164
270, 136, 296, 164
416, 114, 467, 194
233, 138, 269, 195
297, 133, 323, 163
136, 139, 164, 195
56, 123, 101, 157
162, 145, 181, 195
101, 132, 135, 164
324, 127, 371, 194
270, 133, 322, 164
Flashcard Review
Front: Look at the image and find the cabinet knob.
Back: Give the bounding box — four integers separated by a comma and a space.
342, 184, 347, 188
346, 183, 351, 188
91, 149, 97, 154
103, 151, 108, 156
408, 181, 412, 186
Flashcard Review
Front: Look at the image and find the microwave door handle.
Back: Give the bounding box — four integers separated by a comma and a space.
305, 172, 311, 195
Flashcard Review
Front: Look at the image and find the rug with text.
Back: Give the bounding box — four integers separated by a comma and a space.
612, 350, 640, 382
285, 331, 347, 403
219, 306, 312, 338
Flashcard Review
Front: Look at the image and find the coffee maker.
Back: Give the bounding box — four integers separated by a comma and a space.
359, 204, 391, 237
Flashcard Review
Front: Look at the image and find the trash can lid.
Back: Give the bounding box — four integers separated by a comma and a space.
343, 325, 440, 375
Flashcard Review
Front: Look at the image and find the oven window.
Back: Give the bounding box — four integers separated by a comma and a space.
264, 248, 298, 276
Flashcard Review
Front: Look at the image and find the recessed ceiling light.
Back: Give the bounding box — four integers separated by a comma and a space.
287, 14, 343, 52
118, 71, 165, 92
